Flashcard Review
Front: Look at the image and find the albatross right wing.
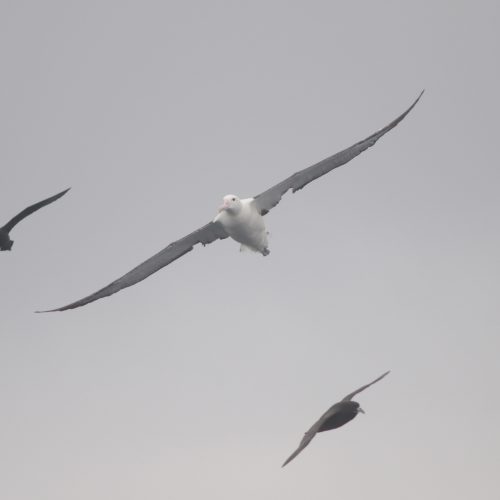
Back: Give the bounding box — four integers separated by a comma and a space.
38, 221, 228, 312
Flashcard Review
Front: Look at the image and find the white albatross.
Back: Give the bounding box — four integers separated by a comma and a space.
39, 91, 423, 312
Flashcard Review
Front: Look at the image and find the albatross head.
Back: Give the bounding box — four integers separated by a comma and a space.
219, 194, 242, 214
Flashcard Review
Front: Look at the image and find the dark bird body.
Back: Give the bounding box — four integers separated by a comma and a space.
282, 371, 390, 467
316, 401, 360, 432
0, 188, 70, 251
41, 91, 423, 312
0, 230, 13, 251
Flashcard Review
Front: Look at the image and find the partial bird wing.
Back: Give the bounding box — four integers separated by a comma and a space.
282, 415, 327, 467
39, 221, 228, 312
1, 188, 70, 233
254, 91, 424, 216
341, 370, 390, 402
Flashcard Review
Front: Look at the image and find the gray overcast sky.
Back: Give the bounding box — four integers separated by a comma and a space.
1, 1, 499, 499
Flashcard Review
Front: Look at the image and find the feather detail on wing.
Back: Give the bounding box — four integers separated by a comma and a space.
254, 91, 424, 216
38, 221, 228, 312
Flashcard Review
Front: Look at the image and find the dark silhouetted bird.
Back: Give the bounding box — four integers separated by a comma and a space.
40, 91, 423, 312
282, 370, 390, 467
0, 188, 70, 251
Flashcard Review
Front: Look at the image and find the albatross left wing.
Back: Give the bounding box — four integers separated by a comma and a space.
253, 91, 424, 216
38, 220, 228, 312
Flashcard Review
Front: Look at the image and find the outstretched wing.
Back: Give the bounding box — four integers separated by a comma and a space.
39, 221, 228, 312
283, 371, 390, 467
282, 417, 325, 467
1, 188, 70, 233
254, 91, 424, 216
341, 371, 390, 402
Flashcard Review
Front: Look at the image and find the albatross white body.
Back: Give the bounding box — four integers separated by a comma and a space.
214, 194, 269, 255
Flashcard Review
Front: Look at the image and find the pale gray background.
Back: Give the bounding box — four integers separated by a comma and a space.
1, 1, 499, 499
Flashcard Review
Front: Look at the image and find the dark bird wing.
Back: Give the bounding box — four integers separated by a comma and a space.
1, 188, 70, 233
341, 371, 390, 402
38, 221, 228, 312
282, 416, 326, 468
254, 91, 424, 216
283, 371, 390, 467
282, 400, 349, 468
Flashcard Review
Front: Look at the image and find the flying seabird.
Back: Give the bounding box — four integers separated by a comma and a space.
40, 91, 423, 312
282, 370, 390, 468
0, 188, 70, 251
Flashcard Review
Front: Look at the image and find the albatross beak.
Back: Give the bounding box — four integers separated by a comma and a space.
358, 407, 365, 414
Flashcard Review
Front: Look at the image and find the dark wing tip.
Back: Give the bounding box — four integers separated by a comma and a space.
281, 446, 298, 468
48, 187, 71, 201
405, 89, 424, 116
35, 291, 114, 313
382, 90, 424, 131
375, 370, 391, 382
410, 89, 425, 110
35, 294, 89, 313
